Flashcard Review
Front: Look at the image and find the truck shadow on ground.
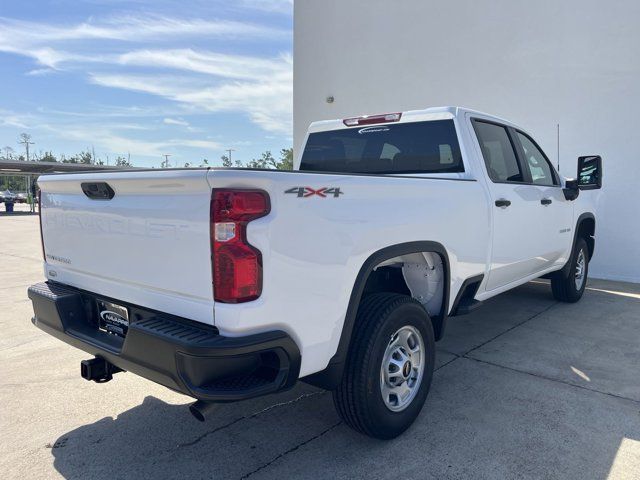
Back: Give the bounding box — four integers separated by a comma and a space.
50, 281, 640, 480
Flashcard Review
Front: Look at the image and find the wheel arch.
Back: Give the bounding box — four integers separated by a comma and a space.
578, 214, 596, 260
301, 241, 450, 390
562, 212, 596, 276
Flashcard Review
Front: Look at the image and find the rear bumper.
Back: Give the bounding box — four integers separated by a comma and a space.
28, 282, 300, 402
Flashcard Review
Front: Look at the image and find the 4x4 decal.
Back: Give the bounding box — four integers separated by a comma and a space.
285, 187, 344, 198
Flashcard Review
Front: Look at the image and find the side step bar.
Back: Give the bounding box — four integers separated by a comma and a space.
450, 275, 484, 317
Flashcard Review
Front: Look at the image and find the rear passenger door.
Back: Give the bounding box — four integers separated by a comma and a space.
471, 119, 550, 291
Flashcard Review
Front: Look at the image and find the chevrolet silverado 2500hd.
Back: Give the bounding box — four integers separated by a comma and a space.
29, 107, 602, 439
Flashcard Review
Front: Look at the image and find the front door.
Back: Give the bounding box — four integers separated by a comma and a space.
513, 130, 574, 269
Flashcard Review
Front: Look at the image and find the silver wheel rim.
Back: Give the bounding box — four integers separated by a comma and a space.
575, 249, 586, 290
380, 325, 425, 412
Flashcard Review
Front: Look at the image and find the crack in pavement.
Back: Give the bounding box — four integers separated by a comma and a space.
0, 251, 42, 263
434, 302, 640, 404
177, 391, 326, 448
463, 301, 558, 357
434, 302, 558, 372
434, 355, 459, 372
466, 356, 640, 405
240, 421, 342, 480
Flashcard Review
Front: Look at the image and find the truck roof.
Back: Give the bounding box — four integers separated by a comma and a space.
307, 106, 520, 133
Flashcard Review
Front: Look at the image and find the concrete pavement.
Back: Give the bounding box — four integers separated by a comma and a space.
1, 215, 639, 479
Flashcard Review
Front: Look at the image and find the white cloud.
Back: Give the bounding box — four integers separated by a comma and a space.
0, 110, 32, 129
42, 122, 221, 158
90, 64, 293, 134
119, 49, 291, 81
26, 67, 57, 76
163, 117, 190, 126
0, 15, 293, 135
241, 0, 293, 14
168, 139, 220, 149
0, 15, 284, 47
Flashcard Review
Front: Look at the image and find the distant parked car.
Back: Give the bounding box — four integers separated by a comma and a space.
1, 190, 16, 203
14, 193, 27, 203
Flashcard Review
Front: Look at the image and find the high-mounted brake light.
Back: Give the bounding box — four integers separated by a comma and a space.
343, 112, 402, 127
211, 189, 270, 303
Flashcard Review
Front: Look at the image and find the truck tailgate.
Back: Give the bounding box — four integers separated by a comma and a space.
38, 169, 215, 325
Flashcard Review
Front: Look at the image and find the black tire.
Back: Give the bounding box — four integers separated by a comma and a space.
551, 237, 589, 302
332, 293, 435, 439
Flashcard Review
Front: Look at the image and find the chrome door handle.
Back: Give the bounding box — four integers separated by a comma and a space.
541, 198, 552, 206
495, 199, 511, 208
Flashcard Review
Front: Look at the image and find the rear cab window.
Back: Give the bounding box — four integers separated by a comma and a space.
300, 120, 464, 174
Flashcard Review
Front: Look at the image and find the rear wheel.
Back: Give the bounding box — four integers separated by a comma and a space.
551, 237, 589, 302
332, 293, 435, 439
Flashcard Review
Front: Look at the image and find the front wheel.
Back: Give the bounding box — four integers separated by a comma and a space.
332, 293, 435, 439
551, 237, 589, 302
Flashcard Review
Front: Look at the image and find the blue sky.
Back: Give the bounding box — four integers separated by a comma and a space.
0, 0, 292, 167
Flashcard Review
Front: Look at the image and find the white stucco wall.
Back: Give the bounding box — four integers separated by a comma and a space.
294, 0, 640, 282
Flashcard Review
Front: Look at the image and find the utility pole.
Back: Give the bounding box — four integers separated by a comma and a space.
92, 145, 97, 165
556, 123, 560, 173
162, 154, 172, 169
226, 149, 236, 164
18, 134, 35, 161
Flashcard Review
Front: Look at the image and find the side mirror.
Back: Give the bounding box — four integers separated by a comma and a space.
577, 155, 602, 190
563, 178, 580, 201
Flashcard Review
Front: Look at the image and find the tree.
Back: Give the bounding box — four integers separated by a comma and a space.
115, 156, 132, 167
222, 148, 293, 170
79, 150, 93, 164
39, 151, 57, 162
2, 146, 14, 160
18, 133, 34, 161
279, 148, 293, 170
62, 150, 95, 164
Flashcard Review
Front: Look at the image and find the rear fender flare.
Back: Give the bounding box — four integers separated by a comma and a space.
302, 241, 450, 390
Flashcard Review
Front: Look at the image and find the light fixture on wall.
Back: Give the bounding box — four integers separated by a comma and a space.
326, 96, 335, 104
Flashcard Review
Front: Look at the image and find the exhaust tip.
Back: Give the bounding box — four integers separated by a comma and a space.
189, 400, 216, 422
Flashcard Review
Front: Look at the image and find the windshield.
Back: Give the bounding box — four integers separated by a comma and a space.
300, 120, 464, 174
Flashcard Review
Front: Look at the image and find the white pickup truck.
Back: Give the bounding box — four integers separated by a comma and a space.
29, 107, 602, 439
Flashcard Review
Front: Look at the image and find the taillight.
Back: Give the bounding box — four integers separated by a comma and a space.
343, 112, 402, 127
38, 190, 45, 261
211, 189, 270, 303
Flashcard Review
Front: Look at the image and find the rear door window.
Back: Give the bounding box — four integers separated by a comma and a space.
472, 120, 524, 183
300, 120, 464, 174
